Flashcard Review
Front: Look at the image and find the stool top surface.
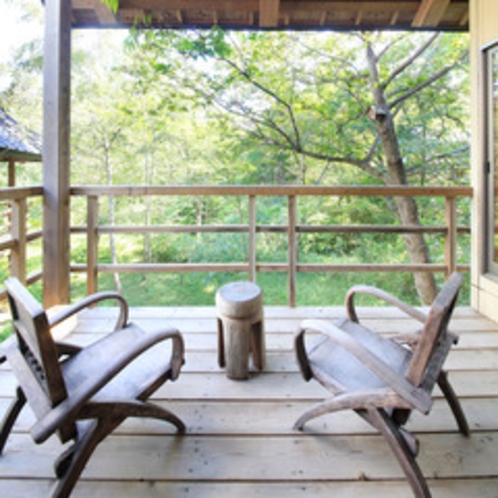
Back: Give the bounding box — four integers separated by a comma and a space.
217, 281, 262, 303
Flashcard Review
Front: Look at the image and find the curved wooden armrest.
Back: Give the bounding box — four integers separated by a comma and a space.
345, 285, 427, 324
48, 292, 129, 332
299, 319, 431, 413
31, 325, 184, 444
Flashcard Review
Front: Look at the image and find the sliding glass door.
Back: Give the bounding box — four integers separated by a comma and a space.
486, 44, 498, 273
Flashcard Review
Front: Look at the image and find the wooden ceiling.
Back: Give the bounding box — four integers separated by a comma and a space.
70, 0, 469, 31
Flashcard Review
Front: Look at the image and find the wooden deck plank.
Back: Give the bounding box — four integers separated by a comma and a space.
0, 479, 497, 498
0, 365, 497, 398
45, 329, 498, 353
0, 369, 497, 399
1, 432, 496, 481
70, 314, 498, 334
0, 397, 497, 436
0, 305, 496, 497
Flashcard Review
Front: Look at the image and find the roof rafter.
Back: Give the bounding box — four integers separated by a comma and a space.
259, 0, 280, 27
88, 0, 118, 24
412, 0, 450, 28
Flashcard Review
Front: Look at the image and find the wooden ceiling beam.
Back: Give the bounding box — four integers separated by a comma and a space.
282, 2, 418, 12
72, 0, 118, 23
111, 1, 419, 14
116, 0, 259, 10
94, 0, 118, 24
390, 11, 400, 25
355, 10, 363, 26
77, 0, 420, 15
259, 0, 280, 27
412, 0, 450, 27
458, 11, 469, 27
69, 0, 468, 30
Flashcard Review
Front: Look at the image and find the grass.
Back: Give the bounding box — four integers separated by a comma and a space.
70, 270, 470, 307
0, 227, 471, 342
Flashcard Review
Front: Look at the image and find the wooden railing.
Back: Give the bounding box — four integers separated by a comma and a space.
0, 187, 44, 300
70, 185, 473, 307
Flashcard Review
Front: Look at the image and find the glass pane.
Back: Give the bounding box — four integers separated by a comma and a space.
491, 49, 498, 266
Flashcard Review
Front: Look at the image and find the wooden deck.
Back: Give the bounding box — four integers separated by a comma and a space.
0, 305, 497, 497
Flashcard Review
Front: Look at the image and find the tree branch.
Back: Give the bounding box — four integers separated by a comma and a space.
220, 56, 302, 152
389, 50, 468, 111
382, 33, 439, 90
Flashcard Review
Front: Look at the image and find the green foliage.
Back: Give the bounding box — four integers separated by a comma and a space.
1, 19, 472, 309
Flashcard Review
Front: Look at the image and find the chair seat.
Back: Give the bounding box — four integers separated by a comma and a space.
62, 323, 174, 402
306, 318, 412, 393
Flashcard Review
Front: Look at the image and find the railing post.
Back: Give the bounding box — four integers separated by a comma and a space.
10, 197, 27, 284
87, 195, 99, 295
444, 195, 457, 277
288, 195, 297, 307
249, 195, 257, 282
8, 159, 15, 187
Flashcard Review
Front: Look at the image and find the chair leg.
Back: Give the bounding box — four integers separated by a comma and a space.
293, 399, 338, 430
51, 419, 112, 498
364, 407, 431, 498
437, 370, 470, 436
54, 444, 77, 479
294, 392, 382, 431
127, 400, 186, 433
298, 394, 376, 431
217, 318, 226, 367
0, 387, 26, 455
52, 401, 185, 498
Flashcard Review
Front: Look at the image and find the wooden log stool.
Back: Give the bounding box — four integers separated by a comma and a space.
216, 281, 265, 380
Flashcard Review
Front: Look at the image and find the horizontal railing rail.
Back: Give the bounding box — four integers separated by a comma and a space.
70, 185, 473, 307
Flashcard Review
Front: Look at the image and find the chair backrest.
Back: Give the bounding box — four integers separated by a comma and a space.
405, 272, 462, 388
5, 278, 75, 442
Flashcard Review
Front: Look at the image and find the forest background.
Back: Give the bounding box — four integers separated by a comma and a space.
0, 0, 471, 310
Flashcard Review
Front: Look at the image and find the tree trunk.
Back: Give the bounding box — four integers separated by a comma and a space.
366, 42, 437, 304
104, 135, 122, 293
144, 150, 152, 262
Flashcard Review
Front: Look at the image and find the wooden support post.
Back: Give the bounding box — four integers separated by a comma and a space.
444, 195, 457, 277
288, 195, 297, 307
43, 0, 72, 306
249, 195, 256, 282
8, 159, 15, 187
10, 198, 27, 284
87, 196, 99, 295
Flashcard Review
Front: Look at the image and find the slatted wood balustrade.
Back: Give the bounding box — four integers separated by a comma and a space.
0, 185, 472, 305
70, 185, 472, 306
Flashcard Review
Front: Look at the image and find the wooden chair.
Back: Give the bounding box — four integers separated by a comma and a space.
0, 277, 186, 498
294, 272, 469, 498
